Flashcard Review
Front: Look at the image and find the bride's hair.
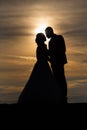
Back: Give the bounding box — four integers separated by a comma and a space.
35, 33, 46, 45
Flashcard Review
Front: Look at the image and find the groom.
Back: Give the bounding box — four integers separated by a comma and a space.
45, 26, 68, 103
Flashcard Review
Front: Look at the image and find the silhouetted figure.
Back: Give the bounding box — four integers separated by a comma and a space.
17, 33, 61, 104
45, 26, 68, 103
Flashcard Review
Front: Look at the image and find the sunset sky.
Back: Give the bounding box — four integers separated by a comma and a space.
0, 0, 87, 103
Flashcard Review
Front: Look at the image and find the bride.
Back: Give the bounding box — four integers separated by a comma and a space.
17, 33, 61, 104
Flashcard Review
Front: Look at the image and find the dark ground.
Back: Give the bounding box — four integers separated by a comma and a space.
0, 103, 87, 113
0, 103, 87, 125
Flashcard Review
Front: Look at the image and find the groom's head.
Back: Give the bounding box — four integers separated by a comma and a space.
45, 26, 54, 38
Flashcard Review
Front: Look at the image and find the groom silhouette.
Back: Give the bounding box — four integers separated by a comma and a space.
45, 26, 68, 103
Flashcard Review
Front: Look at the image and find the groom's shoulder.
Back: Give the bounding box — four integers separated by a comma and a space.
53, 34, 63, 39
52, 34, 64, 42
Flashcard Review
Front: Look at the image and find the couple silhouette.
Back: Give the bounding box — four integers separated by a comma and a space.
18, 26, 67, 104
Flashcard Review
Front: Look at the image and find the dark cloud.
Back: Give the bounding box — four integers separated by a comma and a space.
0, 33, 32, 39
81, 60, 87, 63
0, 14, 29, 19
68, 81, 87, 103
73, 53, 87, 63
67, 76, 87, 82
68, 95, 87, 103
63, 29, 87, 37
0, 0, 51, 6
0, 25, 33, 39
0, 0, 34, 5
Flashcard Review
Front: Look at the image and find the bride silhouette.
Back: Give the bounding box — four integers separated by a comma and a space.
17, 33, 61, 104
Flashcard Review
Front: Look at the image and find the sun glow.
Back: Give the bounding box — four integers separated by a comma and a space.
35, 23, 47, 35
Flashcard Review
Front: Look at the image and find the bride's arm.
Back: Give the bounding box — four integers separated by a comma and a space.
46, 48, 51, 62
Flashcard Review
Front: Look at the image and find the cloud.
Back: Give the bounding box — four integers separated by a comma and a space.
0, 85, 23, 103
0, 0, 53, 6
5, 54, 36, 60
0, 55, 36, 93
0, 25, 33, 39
0, 54, 36, 103
63, 29, 87, 37
71, 52, 87, 62
68, 95, 87, 103
0, 0, 34, 6
0, 54, 36, 72
68, 79, 87, 103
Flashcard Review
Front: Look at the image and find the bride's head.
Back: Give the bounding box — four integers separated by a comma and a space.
35, 33, 46, 46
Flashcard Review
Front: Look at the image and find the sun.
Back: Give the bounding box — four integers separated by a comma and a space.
34, 23, 47, 35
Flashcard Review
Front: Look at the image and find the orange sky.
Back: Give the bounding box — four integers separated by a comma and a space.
0, 0, 87, 103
